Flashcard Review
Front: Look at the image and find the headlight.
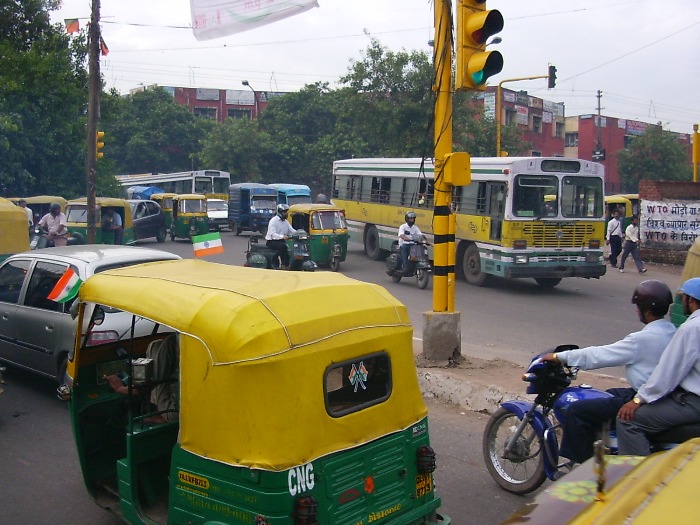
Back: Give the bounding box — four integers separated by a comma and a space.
515, 255, 529, 264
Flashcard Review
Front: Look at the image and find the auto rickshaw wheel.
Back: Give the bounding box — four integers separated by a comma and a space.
330, 257, 341, 272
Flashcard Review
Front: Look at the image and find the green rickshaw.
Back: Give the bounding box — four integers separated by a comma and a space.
288, 203, 349, 271
150, 193, 177, 231
170, 194, 208, 241
65, 197, 135, 245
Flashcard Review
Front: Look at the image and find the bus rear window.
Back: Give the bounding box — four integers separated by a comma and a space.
325, 353, 391, 417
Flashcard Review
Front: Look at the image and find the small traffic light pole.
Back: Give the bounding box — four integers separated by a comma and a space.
495, 70, 554, 157
86, 0, 101, 243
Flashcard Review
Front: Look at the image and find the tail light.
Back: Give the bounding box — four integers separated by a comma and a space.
294, 495, 318, 525
87, 330, 119, 346
416, 445, 436, 474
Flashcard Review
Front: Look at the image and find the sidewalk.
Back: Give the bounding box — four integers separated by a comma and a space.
413, 339, 628, 414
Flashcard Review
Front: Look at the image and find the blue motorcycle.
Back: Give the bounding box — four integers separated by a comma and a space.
482, 345, 700, 494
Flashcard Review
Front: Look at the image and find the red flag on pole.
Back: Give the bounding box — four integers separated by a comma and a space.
65, 19, 80, 34
99, 36, 109, 56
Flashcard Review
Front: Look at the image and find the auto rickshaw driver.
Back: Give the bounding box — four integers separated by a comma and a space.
102, 207, 123, 245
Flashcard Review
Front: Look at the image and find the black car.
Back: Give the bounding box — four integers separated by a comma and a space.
128, 199, 167, 243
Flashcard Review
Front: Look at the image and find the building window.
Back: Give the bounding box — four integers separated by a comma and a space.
555, 122, 564, 139
228, 109, 252, 120
531, 115, 542, 134
531, 151, 542, 157
505, 108, 516, 125
565, 132, 579, 147
193, 107, 217, 119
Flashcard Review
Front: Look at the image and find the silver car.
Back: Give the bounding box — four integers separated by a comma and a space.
0, 245, 180, 385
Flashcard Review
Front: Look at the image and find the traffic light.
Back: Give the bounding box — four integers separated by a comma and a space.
96, 131, 105, 159
456, 0, 504, 91
548, 65, 557, 89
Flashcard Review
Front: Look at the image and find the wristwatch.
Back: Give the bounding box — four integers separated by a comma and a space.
633, 396, 642, 405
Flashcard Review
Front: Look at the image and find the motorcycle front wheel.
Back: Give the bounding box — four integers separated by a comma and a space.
482, 407, 546, 495
416, 268, 430, 289
330, 256, 341, 272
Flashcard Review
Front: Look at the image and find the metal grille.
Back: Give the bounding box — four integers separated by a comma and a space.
522, 223, 595, 247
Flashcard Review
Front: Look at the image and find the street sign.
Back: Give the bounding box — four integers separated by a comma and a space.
592, 149, 606, 161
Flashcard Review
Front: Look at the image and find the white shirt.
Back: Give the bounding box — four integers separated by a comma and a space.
557, 319, 676, 390
625, 223, 640, 243
398, 222, 422, 247
38, 212, 68, 236
265, 215, 295, 240
637, 310, 700, 403
606, 217, 622, 240
21, 206, 33, 226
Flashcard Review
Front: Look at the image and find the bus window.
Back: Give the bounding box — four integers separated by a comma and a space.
332, 175, 340, 199
488, 183, 505, 240
562, 176, 604, 218
513, 175, 557, 217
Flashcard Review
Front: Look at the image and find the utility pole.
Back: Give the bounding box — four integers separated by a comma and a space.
694, 124, 699, 183
596, 90, 603, 150
86, 0, 101, 243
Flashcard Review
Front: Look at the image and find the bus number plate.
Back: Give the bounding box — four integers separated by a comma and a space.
415, 473, 433, 497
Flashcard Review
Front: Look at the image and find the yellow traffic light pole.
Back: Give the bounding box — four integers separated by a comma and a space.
693, 124, 699, 183
495, 74, 549, 157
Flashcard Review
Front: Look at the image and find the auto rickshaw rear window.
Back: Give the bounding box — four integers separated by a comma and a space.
325, 352, 392, 417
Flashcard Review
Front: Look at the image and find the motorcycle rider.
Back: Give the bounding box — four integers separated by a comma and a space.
398, 211, 422, 273
542, 279, 675, 465
265, 204, 296, 269
37, 202, 69, 247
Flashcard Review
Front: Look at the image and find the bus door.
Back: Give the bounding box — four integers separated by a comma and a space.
488, 183, 505, 241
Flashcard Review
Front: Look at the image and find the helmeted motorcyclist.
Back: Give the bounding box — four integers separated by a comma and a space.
265, 204, 296, 269
542, 279, 676, 465
398, 211, 422, 273
37, 202, 69, 247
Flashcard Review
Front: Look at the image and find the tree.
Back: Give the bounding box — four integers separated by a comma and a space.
617, 126, 692, 192
0, 0, 88, 197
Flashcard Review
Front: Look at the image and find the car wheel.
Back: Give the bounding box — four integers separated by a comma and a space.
156, 226, 167, 243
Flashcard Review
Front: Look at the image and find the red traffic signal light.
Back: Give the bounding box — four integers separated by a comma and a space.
456, 0, 504, 92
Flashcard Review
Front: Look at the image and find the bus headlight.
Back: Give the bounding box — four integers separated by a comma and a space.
515, 254, 529, 264
586, 252, 600, 263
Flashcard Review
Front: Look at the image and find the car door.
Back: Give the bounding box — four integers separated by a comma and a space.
132, 202, 147, 240
0, 258, 32, 366
13, 260, 70, 378
146, 201, 161, 238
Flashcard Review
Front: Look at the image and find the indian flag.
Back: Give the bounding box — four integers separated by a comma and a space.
193, 232, 224, 257
48, 268, 83, 303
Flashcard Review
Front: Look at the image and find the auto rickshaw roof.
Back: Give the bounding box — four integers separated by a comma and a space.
289, 203, 344, 214
78, 260, 426, 470
150, 192, 177, 199
79, 259, 409, 364
21, 195, 68, 206
0, 198, 28, 219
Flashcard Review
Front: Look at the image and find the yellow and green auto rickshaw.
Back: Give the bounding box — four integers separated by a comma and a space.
65, 197, 135, 245
605, 194, 635, 230
0, 197, 30, 261
170, 194, 208, 241
22, 195, 68, 225
67, 260, 450, 525
288, 203, 349, 271
150, 193, 177, 231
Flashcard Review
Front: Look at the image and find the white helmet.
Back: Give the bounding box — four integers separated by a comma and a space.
277, 203, 290, 217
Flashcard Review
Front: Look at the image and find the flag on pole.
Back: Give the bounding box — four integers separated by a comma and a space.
65, 19, 80, 34
48, 268, 83, 303
190, 0, 319, 41
99, 36, 109, 56
192, 232, 224, 257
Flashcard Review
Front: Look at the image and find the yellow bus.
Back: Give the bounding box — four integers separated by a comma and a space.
332, 157, 606, 288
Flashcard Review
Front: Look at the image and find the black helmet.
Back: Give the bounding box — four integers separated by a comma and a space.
277, 203, 290, 216
49, 202, 61, 213
631, 279, 673, 311
405, 211, 417, 222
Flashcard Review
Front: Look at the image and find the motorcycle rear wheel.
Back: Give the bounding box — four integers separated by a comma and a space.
482, 407, 546, 495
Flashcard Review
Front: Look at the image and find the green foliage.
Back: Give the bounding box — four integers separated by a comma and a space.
617, 126, 693, 192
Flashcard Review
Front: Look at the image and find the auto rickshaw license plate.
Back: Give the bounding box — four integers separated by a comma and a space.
415, 473, 433, 497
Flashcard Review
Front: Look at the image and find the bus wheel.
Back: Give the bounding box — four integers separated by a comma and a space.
365, 226, 382, 261
535, 278, 561, 288
462, 244, 489, 286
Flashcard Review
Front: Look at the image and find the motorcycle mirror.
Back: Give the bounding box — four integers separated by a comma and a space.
92, 306, 106, 326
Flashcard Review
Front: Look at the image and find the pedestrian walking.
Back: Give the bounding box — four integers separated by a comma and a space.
606, 210, 624, 268
619, 215, 646, 273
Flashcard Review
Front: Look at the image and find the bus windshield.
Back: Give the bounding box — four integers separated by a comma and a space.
194, 177, 212, 194
562, 176, 604, 218
512, 175, 558, 218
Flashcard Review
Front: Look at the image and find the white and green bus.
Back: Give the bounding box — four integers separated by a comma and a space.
332, 157, 606, 288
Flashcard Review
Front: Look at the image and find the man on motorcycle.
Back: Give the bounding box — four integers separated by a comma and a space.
542, 279, 675, 464
265, 204, 296, 269
37, 202, 69, 247
398, 211, 422, 273
617, 277, 700, 455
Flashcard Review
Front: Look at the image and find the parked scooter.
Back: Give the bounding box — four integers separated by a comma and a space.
482, 345, 700, 494
245, 229, 317, 271
385, 237, 431, 289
